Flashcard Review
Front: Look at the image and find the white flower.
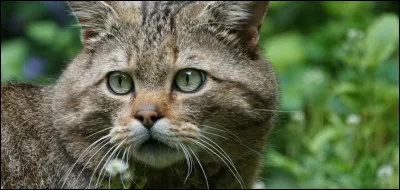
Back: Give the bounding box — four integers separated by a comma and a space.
105, 159, 129, 176
303, 69, 325, 85
346, 114, 361, 125
347, 28, 358, 40
292, 111, 305, 122
252, 180, 266, 189
377, 164, 394, 178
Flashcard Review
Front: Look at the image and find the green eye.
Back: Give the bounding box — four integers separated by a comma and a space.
107, 72, 134, 95
174, 69, 205, 92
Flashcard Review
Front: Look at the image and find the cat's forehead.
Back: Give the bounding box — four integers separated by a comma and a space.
110, 2, 202, 86
116, 1, 198, 26
120, 1, 199, 41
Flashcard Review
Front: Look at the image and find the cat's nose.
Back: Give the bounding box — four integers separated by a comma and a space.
135, 104, 162, 129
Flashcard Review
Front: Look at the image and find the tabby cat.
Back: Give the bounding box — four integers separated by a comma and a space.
1, 1, 278, 188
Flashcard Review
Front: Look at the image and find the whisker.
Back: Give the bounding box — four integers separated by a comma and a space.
187, 146, 209, 189
101, 147, 123, 189
201, 130, 231, 141
191, 138, 245, 189
93, 140, 126, 188
85, 127, 113, 139
186, 145, 194, 184
87, 142, 118, 188
125, 144, 139, 188
61, 134, 110, 188
98, 147, 123, 187
256, 109, 301, 113
110, 148, 123, 189
201, 124, 243, 144
120, 148, 128, 189
199, 135, 239, 168
199, 136, 245, 188
179, 143, 192, 183
73, 136, 111, 187
126, 144, 132, 164
201, 124, 264, 156
201, 129, 265, 158
187, 144, 195, 181
108, 172, 111, 189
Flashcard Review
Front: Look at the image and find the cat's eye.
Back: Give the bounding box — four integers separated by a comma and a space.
107, 72, 134, 95
174, 69, 205, 93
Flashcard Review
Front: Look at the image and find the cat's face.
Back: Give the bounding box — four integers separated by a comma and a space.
53, 1, 277, 171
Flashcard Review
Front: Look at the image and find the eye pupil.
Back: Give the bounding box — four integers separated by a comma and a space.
185, 72, 190, 84
118, 77, 122, 86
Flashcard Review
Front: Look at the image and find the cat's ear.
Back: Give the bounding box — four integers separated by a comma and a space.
67, 1, 120, 51
202, 1, 269, 52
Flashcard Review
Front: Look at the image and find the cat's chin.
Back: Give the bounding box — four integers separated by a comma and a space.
132, 139, 184, 168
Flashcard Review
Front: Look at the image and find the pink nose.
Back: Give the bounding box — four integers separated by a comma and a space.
135, 104, 161, 129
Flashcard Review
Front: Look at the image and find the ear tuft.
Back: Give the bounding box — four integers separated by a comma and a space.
202, 1, 269, 52
67, 1, 120, 50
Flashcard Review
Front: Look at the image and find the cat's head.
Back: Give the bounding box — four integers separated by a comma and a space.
52, 1, 277, 171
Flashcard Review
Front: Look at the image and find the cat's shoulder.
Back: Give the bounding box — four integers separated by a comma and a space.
1, 82, 43, 94
1, 82, 49, 102
1, 82, 50, 121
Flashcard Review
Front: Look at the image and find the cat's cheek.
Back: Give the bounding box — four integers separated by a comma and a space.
116, 113, 134, 126
167, 78, 218, 123
151, 119, 200, 145
110, 120, 149, 148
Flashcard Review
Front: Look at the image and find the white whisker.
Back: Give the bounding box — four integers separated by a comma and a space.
179, 143, 193, 183
85, 127, 113, 139
191, 138, 245, 189
256, 109, 301, 113
73, 136, 111, 187
126, 144, 132, 164
187, 146, 209, 189
199, 136, 245, 188
93, 140, 126, 188
201, 124, 264, 156
62, 134, 110, 188
88, 142, 119, 188
120, 148, 128, 189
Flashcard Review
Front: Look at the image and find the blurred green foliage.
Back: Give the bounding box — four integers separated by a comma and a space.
1, 1, 399, 189
259, 2, 399, 189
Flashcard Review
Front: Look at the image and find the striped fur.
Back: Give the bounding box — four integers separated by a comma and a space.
1, 1, 277, 189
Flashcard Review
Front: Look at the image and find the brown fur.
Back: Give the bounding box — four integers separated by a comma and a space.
1, 1, 278, 189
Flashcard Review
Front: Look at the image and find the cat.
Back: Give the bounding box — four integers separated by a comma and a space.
1, 1, 278, 189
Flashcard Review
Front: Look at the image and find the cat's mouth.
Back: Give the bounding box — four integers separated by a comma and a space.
118, 119, 188, 168
133, 137, 183, 168
137, 138, 173, 152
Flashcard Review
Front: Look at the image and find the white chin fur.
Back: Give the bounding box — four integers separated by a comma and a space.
131, 119, 184, 168
132, 149, 183, 168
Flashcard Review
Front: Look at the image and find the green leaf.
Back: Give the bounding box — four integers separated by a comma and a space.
322, 2, 372, 19
363, 14, 399, 68
26, 21, 58, 45
310, 127, 344, 158
266, 150, 304, 178
263, 32, 306, 73
333, 83, 358, 95
1, 39, 28, 82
